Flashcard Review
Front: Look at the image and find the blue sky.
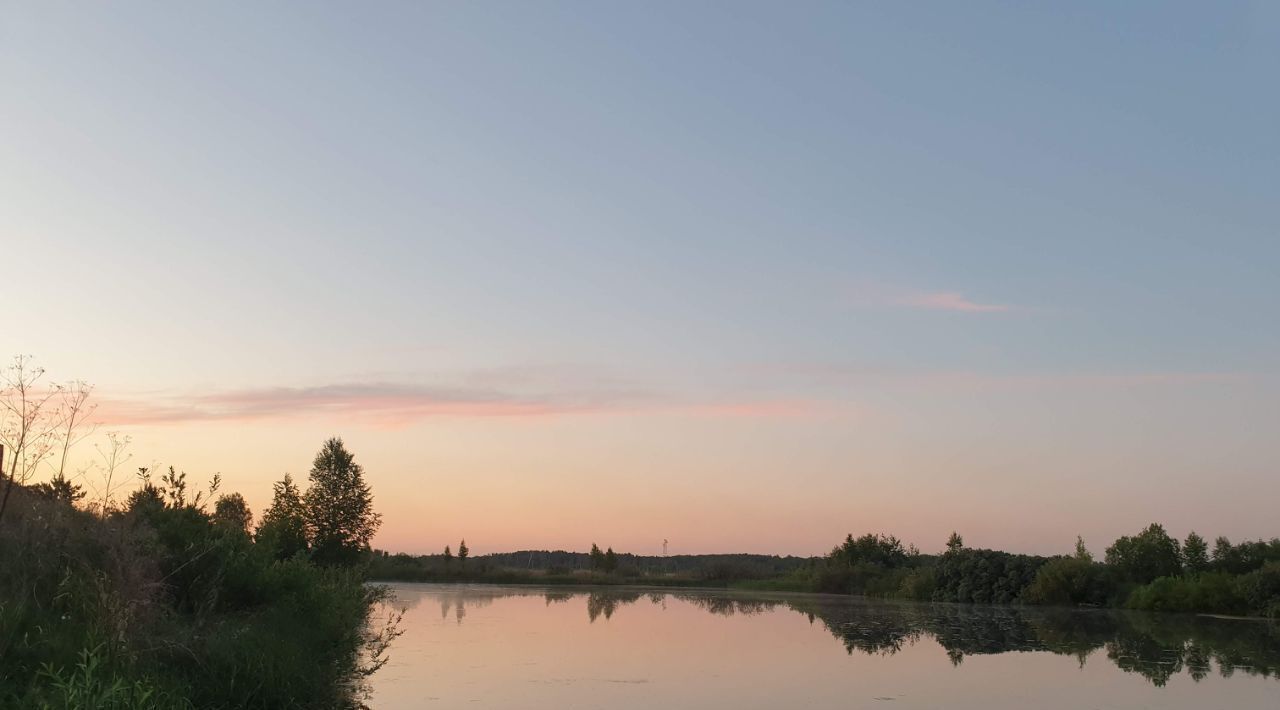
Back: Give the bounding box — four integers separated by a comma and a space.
2, 2, 1277, 554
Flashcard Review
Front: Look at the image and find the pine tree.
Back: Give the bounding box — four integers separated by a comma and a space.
443, 545, 453, 568
303, 438, 382, 566
589, 543, 604, 570
458, 539, 469, 568
946, 532, 965, 554
603, 547, 618, 573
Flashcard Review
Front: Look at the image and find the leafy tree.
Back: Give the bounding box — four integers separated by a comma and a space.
946, 532, 965, 554
32, 473, 86, 505
1212, 536, 1233, 565
212, 493, 252, 534
303, 438, 382, 566
603, 547, 618, 573
256, 473, 308, 559
832, 533, 910, 568
1105, 523, 1182, 584
932, 548, 1045, 604
1183, 531, 1209, 575
589, 543, 604, 570
458, 539, 469, 568
1074, 536, 1092, 562
443, 545, 453, 568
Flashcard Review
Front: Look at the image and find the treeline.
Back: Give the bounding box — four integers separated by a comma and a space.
1, 436, 393, 709
800, 525, 1280, 617
369, 524, 1280, 618
367, 546, 810, 585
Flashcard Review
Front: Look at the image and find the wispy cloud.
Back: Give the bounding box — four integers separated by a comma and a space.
845, 283, 1015, 314
95, 381, 818, 428
893, 291, 1012, 313
747, 362, 1249, 391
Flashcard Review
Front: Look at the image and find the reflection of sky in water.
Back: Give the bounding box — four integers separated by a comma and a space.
374, 584, 1280, 709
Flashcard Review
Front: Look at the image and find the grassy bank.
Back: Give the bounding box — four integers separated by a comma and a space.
0, 437, 393, 709
0, 485, 388, 709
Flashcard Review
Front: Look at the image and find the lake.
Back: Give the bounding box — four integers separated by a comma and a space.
370, 583, 1280, 709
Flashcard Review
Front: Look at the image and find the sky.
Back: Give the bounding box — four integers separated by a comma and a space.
2, 1, 1277, 556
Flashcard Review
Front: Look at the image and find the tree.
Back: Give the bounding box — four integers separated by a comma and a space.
32, 473, 86, 505
589, 543, 605, 570
303, 438, 382, 566
832, 533, 909, 568
124, 467, 164, 517
946, 532, 965, 554
1074, 536, 1093, 562
1183, 532, 1209, 575
212, 493, 253, 534
603, 547, 618, 573
1105, 523, 1182, 584
457, 539, 469, 568
256, 473, 308, 559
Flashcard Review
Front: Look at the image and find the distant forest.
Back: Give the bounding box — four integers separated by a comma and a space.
370, 525, 1280, 618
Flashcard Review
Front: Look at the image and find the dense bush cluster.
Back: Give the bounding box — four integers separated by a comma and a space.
802, 524, 1280, 617
0, 439, 392, 709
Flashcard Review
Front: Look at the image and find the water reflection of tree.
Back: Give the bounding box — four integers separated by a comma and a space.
673, 594, 781, 618
785, 598, 1280, 687
384, 585, 1279, 687
384, 586, 521, 623
544, 590, 575, 606
586, 590, 643, 622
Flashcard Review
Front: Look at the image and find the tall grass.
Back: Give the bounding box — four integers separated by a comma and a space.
0, 487, 391, 709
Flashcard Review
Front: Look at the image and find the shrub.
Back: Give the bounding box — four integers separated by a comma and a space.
1024, 557, 1114, 607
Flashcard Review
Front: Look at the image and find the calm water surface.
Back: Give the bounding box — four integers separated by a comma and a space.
370, 583, 1280, 709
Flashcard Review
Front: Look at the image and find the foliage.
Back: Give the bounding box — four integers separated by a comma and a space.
1074, 536, 1092, 562
1126, 573, 1247, 614
831, 533, 910, 568
1126, 563, 1280, 618
304, 438, 381, 567
932, 548, 1047, 604
1183, 531, 1209, 574
2, 438, 393, 708
1105, 523, 1182, 584
33, 646, 189, 710
1210, 536, 1280, 575
211, 493, 252, 535
255, 474, 308, 560
1023, 556, 1113, 607
32, 473, 86, 505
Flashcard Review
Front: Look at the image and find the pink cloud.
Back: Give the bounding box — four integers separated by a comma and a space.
894, 291, 1011, 313
94, 382, 817, 429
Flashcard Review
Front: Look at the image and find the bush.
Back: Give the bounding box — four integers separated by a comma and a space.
898, 568, 937, 601
1024, 557, 1114, 607
1, 484, 387, 709
1235, 562, 1280, 618
1125, 573, 1247, 615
